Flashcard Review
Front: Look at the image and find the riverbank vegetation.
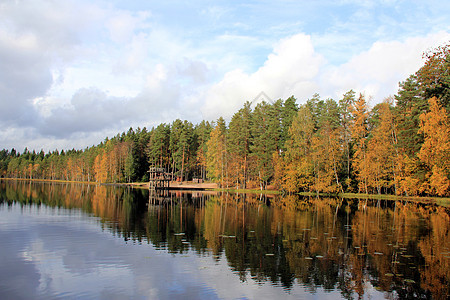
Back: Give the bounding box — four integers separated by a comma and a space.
1, 45, 449, 197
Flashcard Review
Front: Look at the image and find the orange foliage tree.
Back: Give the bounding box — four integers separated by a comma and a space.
282, 105, 315, 193
366, 99, 399, 194
417, 97, 450, 196
351, 94, 370, 194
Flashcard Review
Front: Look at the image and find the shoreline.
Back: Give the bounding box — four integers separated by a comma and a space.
1, 177, 449, 205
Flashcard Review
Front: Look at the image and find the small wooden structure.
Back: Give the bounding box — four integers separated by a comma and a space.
148, 167, 172, 190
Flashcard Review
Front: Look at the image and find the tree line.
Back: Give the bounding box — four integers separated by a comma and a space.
1, 45, 449, 196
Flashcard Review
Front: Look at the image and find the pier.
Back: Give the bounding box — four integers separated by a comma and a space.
148, 167, 171, 190
148, 167, 218, 191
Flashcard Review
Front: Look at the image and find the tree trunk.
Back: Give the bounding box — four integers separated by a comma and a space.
181, 146, 185, 182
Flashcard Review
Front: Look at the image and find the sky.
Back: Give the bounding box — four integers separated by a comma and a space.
0, 0, 449, 152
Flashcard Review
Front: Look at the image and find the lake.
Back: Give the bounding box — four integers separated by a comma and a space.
0, 180, 449, 299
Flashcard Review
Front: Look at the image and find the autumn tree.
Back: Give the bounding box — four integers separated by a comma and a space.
94, 149, 107, 183
283, 104, 315, 193
351, 94, 370, 194
366, 99, 399, 194
417, 97, 450, 196
395, 44, 450, 196
310, 98, 343, 194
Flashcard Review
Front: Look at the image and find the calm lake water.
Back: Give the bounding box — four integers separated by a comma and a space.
0, 181, 449, 299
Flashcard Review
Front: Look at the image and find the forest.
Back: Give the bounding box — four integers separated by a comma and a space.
1, 44, 449, 197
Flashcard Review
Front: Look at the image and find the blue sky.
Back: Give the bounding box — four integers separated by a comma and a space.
0, 0, 449, 151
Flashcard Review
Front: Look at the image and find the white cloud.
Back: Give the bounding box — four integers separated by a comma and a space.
113, 32, 152, 74
106, 10, 151, 44
202, 34, 324, 120
0, 28, 50, 124
0, 0, 107, 129
321, 31, 450, 103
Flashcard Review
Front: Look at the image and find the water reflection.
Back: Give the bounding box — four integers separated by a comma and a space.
0, 180, 449, 299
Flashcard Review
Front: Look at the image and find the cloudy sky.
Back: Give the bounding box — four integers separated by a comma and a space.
0, 0, 449, 152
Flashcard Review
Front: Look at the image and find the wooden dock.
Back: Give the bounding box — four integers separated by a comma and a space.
148, 167, 171, 190
148, 167, 218, 190
167, 181, 218, 190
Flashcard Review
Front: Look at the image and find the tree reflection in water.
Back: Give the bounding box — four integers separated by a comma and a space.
1, 181, 449, 299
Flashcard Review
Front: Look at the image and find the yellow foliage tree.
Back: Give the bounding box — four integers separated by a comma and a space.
311, 124, 342, 194
351, 94, 370, 194
206, 119, 227, 186
397, 154, 422, 196
417, 97, 450, 196
283, 105, 315, 193
366, 100, 399, 194
94, 150, 108, 183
